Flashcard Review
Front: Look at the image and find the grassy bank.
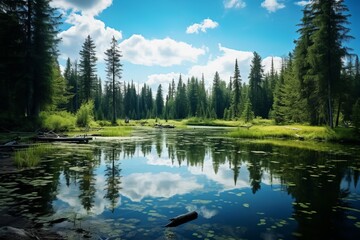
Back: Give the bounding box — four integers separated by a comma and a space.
228, 124, 360, 143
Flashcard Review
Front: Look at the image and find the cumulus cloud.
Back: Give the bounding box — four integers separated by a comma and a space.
147, 46, 282, 91
262, 56, 282, 75
58, 13, 122, 61
224, 0, 246, 9
186, 18, 219, 34
294, 1, 312, 7
51, 0, 112, 16
119, 34, 206, 67
188, 44, 254, 87
56, 174, 119, 216
261, 0, 285, 13
121, 172, 203, 202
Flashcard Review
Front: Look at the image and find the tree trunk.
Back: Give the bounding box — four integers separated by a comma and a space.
328, 80, 333, 128
335, 98, 341, 127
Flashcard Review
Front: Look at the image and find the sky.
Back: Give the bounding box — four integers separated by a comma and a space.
51, 0, 360, 92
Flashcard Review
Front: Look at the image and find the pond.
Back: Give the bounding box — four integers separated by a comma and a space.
1, 127, 360, 239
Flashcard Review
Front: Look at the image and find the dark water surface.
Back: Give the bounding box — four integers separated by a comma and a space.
1, 127, 360, 239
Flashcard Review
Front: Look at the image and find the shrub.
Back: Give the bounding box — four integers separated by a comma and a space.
76, 101, 94, 128
40, 111, 76, 132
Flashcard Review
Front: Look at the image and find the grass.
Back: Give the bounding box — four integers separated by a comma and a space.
228, 124, 360, 143
14, 144, 52, 168
184, 117, 245, 127
97, 126, 132, 137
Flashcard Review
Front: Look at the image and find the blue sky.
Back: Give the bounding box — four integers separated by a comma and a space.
52, 0, 359, 91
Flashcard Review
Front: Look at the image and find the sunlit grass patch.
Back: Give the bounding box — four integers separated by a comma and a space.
229, 124, 360, 143
184, 117, 243, 127
14, 144, 52, 168
99, 126, 132, 137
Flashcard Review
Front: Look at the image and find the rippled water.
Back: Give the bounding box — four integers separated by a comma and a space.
1, 127, 360, 239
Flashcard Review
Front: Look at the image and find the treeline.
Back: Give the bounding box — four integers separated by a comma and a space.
1, 0, 360, 130
0, 0, 60, 127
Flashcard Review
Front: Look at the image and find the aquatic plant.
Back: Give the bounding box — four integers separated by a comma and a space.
14, 144, 52, 168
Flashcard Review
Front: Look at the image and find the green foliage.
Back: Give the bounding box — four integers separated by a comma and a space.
76, 101, 94, 128
14, 144, 52, 168
98, 126, 132, 137
105, 36, 122, 124
249, 52, 266, 118
352, 99, 360, 131
241, 98, 254, 123
40, 111, 75, 132
79, 35, 97, 103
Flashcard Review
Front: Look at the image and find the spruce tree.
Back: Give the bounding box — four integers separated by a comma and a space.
307, 0, 352, 127
232, 59, 242, 118
79, 35, 97, 103
155, 84, 164, 117
249, 52, 265, 118
104, 36, 122, 124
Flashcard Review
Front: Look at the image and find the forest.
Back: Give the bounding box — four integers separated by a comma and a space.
0, 0, 359, 131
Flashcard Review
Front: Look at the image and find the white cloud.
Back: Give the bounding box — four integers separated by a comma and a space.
121, 172, 203, 202
188, 44, 254, 87
224, 0, 246, 9
58, 13, 122, 62
294, 1, 311, 7
56, 174, 119, 216
51, 0, 112, 16
261, 0, 285, 13
119, 34, 206, 67
186, 18, 219, 34
147, 46, 282, 91
262, 56, 282, 75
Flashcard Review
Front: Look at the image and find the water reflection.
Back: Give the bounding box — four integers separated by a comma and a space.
0, 128, 359, 239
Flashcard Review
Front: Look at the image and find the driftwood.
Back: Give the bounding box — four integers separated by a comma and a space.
165, 211, 198, 227
154, 123, 175, 129
33, 136, 92, 143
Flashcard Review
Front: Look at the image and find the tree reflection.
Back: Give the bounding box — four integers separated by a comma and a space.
78, 150, 97, 212
104, 147, 122, 212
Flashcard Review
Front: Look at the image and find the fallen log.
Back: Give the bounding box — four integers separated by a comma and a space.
165, 211, 198, 227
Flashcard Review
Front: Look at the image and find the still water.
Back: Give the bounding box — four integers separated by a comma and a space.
1, 127, 360, 239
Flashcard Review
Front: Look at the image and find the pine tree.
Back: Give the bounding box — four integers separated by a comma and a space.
294, 4, 318, 125
212, 72, 222, 118
249, 52, 265, 118
104, 36, 122, 124
49, 59, 69, 110
232, 59, 242, 118
188, 77, 199, 116
155, 84, 164, 117
175, 75, 188, 119
307, 0, 353, 127
79, 35, 97, 103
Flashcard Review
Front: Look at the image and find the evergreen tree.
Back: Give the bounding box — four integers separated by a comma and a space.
231, 59, 242, 118
155, 84, 164, 117
212, 72, 222, 118
79, 35, 97, 103
294, 4, 318, 125
188, 77, 199, 116
307, 0, 353, 127
104, 36, 122, 124
249, 52, 265, 118
197, 74, 208, 118
175, 75, 188, 119
49, 59, 69, 110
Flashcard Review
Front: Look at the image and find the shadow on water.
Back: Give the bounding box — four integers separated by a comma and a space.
0, 127, 360, 239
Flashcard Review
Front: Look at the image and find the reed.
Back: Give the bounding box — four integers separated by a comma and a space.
14, 144, 52, 168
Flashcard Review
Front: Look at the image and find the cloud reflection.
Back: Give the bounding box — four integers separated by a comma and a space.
121, 172, 202, 202
186, 205, 218, 219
